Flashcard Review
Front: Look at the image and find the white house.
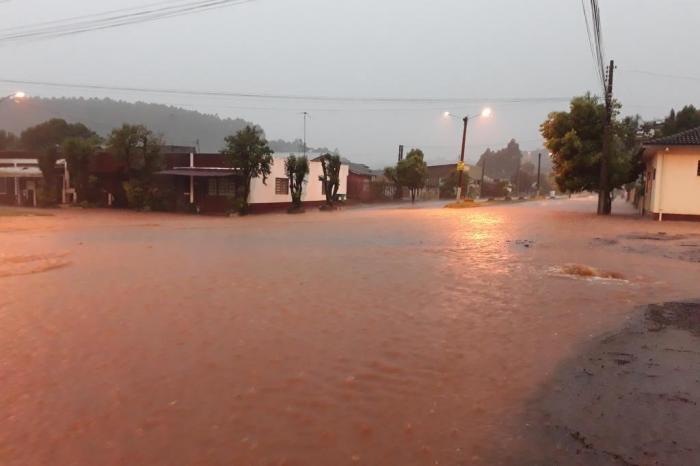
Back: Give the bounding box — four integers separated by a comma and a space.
641, 126, 700, 221
0, 156, 70, 207
249, 154, 349, 209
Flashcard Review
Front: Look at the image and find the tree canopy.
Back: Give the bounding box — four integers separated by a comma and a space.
397, 148, 428, 203
540, 94, 641, 204
20, 118, 95, 150
476, 139, 522, 180
0, 129, 18, 150
318, 153, 342, 208
63, 136, 101, 203
222, 125, 273, 214
285, 154, 309, 211
20, 119, 97, 206
107, 124, 164, 209
660, 105, 700, 136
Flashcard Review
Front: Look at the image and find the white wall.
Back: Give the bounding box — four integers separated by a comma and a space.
249, 157, 348, 205
652, 151, 700, 216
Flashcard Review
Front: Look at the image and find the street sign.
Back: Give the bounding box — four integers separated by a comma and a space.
456, 161, 465, 172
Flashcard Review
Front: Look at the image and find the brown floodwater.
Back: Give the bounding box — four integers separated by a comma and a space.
1, 197, 699, 465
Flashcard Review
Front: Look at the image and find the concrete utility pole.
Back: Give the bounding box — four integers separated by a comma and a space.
597, 60, 615, 215
456, 116, 469, 202
536, 152, 542, 197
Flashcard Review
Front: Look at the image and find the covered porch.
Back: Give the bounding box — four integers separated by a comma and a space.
157, 167, 243, 214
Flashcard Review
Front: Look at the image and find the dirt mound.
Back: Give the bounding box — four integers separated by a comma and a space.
0, 252, 71, 278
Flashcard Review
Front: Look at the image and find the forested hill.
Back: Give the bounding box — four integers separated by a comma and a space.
0, 97, 311, 153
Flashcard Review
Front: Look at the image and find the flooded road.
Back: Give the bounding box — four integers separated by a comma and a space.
1, 197, 699, 465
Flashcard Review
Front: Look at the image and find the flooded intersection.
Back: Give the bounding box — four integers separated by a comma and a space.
1, 197, 699, 465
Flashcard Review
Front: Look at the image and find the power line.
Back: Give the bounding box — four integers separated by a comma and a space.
0, 77, 572, 105
580, 0, 607, 94
625, 69, 700, 83
0, 0, 254, 44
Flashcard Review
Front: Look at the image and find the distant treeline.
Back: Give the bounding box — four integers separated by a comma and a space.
0, 97, 326, 154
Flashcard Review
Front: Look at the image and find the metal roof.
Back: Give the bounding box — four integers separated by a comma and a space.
0, 166, 43, 178
156, 167, 240, 177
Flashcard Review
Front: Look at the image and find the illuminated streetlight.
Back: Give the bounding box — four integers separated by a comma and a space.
0, 91, 26, 103
444, 108, 494, 201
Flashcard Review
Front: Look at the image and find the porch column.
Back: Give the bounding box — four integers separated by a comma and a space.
14, 177, 20, 206
189, 152, 195, 204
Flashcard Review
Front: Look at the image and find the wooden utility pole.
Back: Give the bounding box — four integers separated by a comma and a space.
597, 59, 615, 215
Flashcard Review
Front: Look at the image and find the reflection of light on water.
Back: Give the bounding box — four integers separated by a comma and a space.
452, 212, 505, 246
440, 211, 514, 278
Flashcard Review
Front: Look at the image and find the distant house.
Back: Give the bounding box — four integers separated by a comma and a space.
346, 161, 376, 202
159, 153, 349, 213
0, 151, 69, 207
641, 126, 700, 221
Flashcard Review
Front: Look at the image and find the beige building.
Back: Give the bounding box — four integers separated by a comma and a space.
641, 126, 700, 221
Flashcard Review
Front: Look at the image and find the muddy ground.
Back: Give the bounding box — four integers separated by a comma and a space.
491, 300, 700, 466
1, 197, 700, 465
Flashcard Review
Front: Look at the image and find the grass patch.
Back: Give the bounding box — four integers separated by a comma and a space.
0, 208, 53, 217
444, 200, 480, 209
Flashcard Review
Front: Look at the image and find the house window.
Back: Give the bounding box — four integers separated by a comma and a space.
208, 178, 237, 196
219, 178, 236, 196
275, 177, 289, 195
697, 160, 700, 177
0, 178, 6, 194
321, 182, 326, 196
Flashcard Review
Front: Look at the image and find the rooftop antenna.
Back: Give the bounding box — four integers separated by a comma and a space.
301, 112, 309, 158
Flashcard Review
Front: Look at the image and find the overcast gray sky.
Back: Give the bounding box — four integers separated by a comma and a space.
1, 0, 699, 166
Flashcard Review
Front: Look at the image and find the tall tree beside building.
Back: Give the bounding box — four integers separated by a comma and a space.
0, 129, 18, 150
540, 94, 641, 210
20, 118, 96, 206
221, 125, 273, 215
63, 136, 101, 203
383, 166, 401, 200
107, 124, 164, 209
284, 154, 309, 212
318, 153, 342, 209
397, 148, 428, 204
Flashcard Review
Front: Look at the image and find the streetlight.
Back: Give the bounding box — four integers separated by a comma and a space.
444, 107, 492, 202
0, 91, 26, 103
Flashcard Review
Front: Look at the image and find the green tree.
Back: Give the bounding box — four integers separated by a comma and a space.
21, 119, 96, 206
318, 153, 342, 208
222, 125, 273, 215
660, 105, 700, 136
397, 148, 428, 203
285, 154, 309, 212
107, 124, 164, 209
383, 166, 402, 200
0, 130, 18, 150
63, 136, 101, 203
540, 94, 641, 212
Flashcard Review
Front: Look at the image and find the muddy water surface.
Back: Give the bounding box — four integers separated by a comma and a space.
1, 198, 699, 465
